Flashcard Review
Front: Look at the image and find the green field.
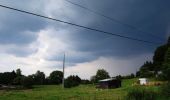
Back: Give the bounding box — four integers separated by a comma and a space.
0, 78, 162, 100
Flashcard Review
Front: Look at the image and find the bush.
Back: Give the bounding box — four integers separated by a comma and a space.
21, 76, 33, 88
64, 75, 81, 88
49, 71, 63, 85
161, 82, 170, 97
126, 87, 157, 100
81, 79, 91, 84
13, 76, 23, 85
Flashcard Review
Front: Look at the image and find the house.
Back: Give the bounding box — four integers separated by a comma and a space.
96, 78, 121, 89
138, 78, 148, 85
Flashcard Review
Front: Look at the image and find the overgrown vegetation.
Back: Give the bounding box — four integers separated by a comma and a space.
126, 87, 158, 100
161, 82, 170, 97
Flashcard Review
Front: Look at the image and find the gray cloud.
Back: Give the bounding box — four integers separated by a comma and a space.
0, 0, 170, 78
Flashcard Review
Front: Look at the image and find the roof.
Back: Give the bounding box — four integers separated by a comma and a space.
99, 78, 117, 82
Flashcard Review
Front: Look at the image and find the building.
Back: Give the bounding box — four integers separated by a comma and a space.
138, 78, 148, 85
96, 78, 121, 89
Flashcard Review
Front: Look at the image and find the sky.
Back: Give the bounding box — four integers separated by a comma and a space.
0, 0, 170, 79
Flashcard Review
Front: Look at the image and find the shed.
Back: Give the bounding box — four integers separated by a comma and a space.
139, 78, 148, 85
97, 78, 121, 89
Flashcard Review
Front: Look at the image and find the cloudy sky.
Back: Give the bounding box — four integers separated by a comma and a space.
0, 0, 170, 79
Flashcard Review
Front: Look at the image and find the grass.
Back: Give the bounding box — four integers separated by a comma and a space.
0, 78, 164, 100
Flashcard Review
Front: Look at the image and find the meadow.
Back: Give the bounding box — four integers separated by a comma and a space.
0, 78, 164, 100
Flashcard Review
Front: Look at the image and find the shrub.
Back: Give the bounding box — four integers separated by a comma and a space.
161, 82, 170, 97
13, 76, 23, 85
64, 75, 81, 88
21, 76, 33, 88
126, 87, 157, 100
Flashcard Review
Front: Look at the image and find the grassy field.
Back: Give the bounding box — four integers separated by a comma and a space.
0, 78, 162, 100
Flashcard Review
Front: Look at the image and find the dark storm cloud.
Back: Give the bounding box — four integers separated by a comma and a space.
65, 0, 170, 60
43, 0, 170, 64
0, 0, 170, 63
0, 9, 46, 45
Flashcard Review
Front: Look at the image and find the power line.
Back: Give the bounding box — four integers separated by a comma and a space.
64, 0, 164, 42
0, 4, 161, 45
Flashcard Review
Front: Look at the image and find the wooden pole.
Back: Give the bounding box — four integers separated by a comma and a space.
62, 53, 65, 88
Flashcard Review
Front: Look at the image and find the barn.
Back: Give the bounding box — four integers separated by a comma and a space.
97, 78, 121, 89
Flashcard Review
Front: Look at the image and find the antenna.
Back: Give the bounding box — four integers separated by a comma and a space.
62, 53, 65, 88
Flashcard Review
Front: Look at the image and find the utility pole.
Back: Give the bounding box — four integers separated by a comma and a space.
62, 53, 65, 88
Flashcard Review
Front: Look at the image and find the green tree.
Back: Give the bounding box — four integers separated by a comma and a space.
139, 61, 155, 77
64, 75, 81, 88
162, 48, 170, 81
95, 69, 110, 82
16, 68, 22, 76
90, 75, 97, 83
34, 70, 45, 85
167, 37, 170, 46
0, 71, 17, 85
13, 69, 23, 85
21, 76, 33, 88
153, 37, 170, 71
49, 71, 63, 84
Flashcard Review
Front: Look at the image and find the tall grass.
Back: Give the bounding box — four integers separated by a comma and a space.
126, 87, 158, 100
161, 82, 170, 97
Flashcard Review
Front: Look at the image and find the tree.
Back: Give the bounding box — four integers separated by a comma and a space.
16, 68, 22, 76
139, 61, 155, 78
33, 70, 45, 85
136, 71, 140, 77
153, 37, 170, 71
64, 75, 81, 88
13, 69, 23, 85
167, 36, 170, 46
21, 76, 33, 88
162, 48, 170, 81
95, 69, 110, 82
90, 75, 97, 83
13, 76, 23, 85
0, 71, 17, 85
49, 71, 63, 84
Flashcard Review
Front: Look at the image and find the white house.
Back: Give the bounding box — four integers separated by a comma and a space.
138, 78, 148, 85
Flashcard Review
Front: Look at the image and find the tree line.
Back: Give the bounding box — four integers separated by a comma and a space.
0, 68, 118, 89
137, 37, 170, 81
0, 69, 83, 88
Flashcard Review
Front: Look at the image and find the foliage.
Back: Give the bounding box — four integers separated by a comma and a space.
126, 87, 158, 100
21, 76, 33, 88
90, 75, 97, 83
139, 61, 155, 78
161, 82, 170, 97
64, 75, 81, 88
96, 69, 110, 82
138, 37, 170, 78
0, 71, 17, 85
13, 76, 23, 85
49, 71, 63, 84
161, 48, 170, 81
81, 79, 91, 84
33, 70, 45, 85
16, 69, 22, 76
153, 45, 168, 68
